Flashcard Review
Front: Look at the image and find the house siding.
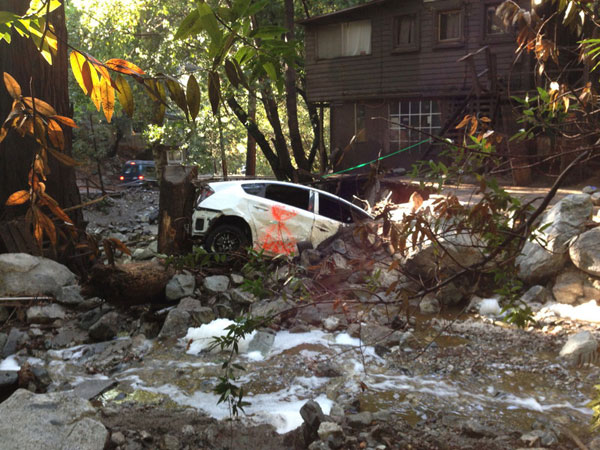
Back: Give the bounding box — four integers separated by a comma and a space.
304, 0, 529, 103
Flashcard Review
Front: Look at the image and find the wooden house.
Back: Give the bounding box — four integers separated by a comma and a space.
300, 0, 533, 175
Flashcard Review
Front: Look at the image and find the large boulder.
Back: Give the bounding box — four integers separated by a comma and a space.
0, 389, 108, 450
403, 232, 485, 280
165, 273, 196, 301
559, 331, 598, 366
0, 253, 77, 298
517, 194, 592, 284
569, 227, 600, 276
552, 269, 600, 305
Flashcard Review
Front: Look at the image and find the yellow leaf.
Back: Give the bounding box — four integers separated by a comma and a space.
89, 64, 102, 111
70, 51, 91, 95
0, 124, 8, 143
105, 58, 145, 76
99, 77, 115, 123
5, 190, 30, 206
3, 72, 21, 99
114, 74, 134, 118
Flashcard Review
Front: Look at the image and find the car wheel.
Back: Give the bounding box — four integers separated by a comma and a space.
205, 224, 249, 254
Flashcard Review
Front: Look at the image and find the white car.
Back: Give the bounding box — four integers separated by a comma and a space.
191, 180, 372, 255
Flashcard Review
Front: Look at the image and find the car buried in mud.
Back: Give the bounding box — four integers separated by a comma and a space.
191, 180, 373, 255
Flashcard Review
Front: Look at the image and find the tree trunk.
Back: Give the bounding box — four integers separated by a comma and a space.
245, 90, 257, 177
157, 165, 198, 255
0, 2, 82, 226
284, 0, 309, 172
227, 96, 293, 180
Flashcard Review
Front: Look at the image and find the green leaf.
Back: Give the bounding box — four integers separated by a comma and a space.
233, 0, 251, 16
175, 9, 200, 40
262, 61, 278, 82
246, 0, 269, 16
0, 11, 18, 25
250, 26, 287, 39
197, 1, 223, 44
186, 74, 201, 121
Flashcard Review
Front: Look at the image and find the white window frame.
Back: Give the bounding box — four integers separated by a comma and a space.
389, 100, 441, 149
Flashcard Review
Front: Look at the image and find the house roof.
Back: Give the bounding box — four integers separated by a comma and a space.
297, 0, 388, 25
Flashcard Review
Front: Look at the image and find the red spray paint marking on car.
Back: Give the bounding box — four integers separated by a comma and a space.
261, 205, 298, 255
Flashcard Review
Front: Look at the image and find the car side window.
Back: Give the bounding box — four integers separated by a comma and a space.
318, 194, 355, 224
265, 184, 310, 211
242, 183, 265, 197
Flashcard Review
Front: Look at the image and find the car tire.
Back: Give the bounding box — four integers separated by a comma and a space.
204, 224, 249, 254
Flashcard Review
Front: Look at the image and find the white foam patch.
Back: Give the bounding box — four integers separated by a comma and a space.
479, 298, 502, 316
183, 319, 257, 355
139, 377, 332, 434
0, 355, 20, 371
535, 300, 600, 323
271, 330, 328, 353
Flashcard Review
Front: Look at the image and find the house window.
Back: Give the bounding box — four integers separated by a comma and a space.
389, 100, 441, 149
438, 10, 462, 42
317, 20, 371, 59
485, 5, 504, 35
355, 103, 366, 142
393, 14, 419, 51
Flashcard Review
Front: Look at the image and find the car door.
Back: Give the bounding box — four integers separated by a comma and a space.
312, 192, 365, 247
249, 183, 315, 256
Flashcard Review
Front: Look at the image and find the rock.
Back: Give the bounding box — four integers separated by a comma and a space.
315, 361, 342, 378
570, 227, 600, 276
230, 273, 244, 285
372, 264, 400, 289
250, 297, 293, 320
593, 192, 600, 206
166, 273, 196, 301
51, 325, 88, 348
318, 421, 344, 444
438, 282, 464, 305
57, 285, 85, 306
247, 330, 275, 355
230, 288, 257, 305
331, 253, 348, 270
0, 253, 77, 298
300, 400, 325, 444
202, 275, 230, 293
404, 232, 485, 280
347, 411, 373, 428
0, 389, 108, 450
583, 185, 598, 195
159, 309, 191, 339
300, 249, 322, 268
521, 285, 553, 304
71, 379, 117, 400
552, 269, 600, 304
559, 330, 598, 366
177, 298, 215, 325
132, 246, 155, 260
3, 328, 27, 357
0, 370, 18, 401
332, 239, 347, 255
520, 429, 558, 447
89, 311, 121, 341
0, 306, 8, 322
517, 194, 593, 283
420, 294, 441, 314
360, 324, 404, 347
322, 316, 340, 331
111, 431, 126, 445
26, 303, 66, 324
461, 419, 497, 438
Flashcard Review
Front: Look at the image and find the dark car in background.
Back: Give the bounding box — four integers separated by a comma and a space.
119, 160, 157, 186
